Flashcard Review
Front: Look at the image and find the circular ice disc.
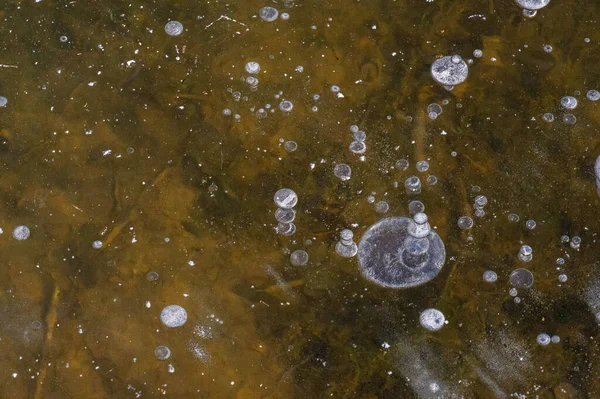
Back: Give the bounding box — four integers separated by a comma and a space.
357, 217, 446, 288
431, 56, 468, 86
515, 0, 550, 10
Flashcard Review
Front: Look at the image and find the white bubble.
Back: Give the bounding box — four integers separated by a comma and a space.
515, 0, 550, 10
165, 21, 184, 36
12, 225, 30, 241
274, 188, 298, 209
279, 100, 293, 113
92, 240, 103, 249
416, 160, 430, 172
0, 96, 7, 107
419, 308, 445, 331
483, 270, 498, 283
259, 6, 279, 21
334, 164, 352, 181
284, 141, 298, 152
587, 90, 600, 101
290, 250, 309, 266
473, 49, 483, 58
375, 201, 389, 214
245, 61, 261, 75
543, 113, 554, 122
431, 55, 468, 86
160, 305, 188, 328
536, 333, 551, 346
155, 346, 171, 360
561, 96, 578, 110
563, 113, 577, 125
457, 216, 473, 230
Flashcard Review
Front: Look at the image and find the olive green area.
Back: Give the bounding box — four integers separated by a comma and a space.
0, 0, 599, 397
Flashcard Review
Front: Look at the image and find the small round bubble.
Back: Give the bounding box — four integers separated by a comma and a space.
587, 90, 600, 101
570, 236, 581, 249
273, 188, 298, 209
522, 9, 537, 17
284, 141, 297, 152
457, 216, 474, 230
416, 160, 430, 172
561, 96, 578, 110
427, 175, 438, 185
560, 235, 570, 243
525, 220, 536, 230
349, 141, 366, 154
396, 159, 409, 171
551, 335, 560, 344
146, 271, 159, 281
508, 213, 520, 223
155, 346, 171, 360
563, 113, 577, 125
0, 96, 7, 107
473, 49, 483, 58
375, 201, 389, 214
279, 100, 293, 112
353, 131, 367, 142
537, 333, 551, 346
290, 250, 309, 266
350, 125, 359, 133
483, 270, 498, 283
12, 225, 30, 241
245, 61, 261, 75
474, 195, 488, 207
164, 21, 184, 36
543, 44, 553, 53
510, 268, 534, 288
259, 6, 279, 22
330, 85, 340, 93
558, 274, 568, 283
92, 240, 103, 249
275, 208, 296, 223
556, 257, 565, 265
280, 12, 290, 20
408, 200, 425, 215
542, 113, 554, 122
419, 308, 445, 331
334, 164, 352, 181
509, 288, 518, 297
160, 305, 188, 328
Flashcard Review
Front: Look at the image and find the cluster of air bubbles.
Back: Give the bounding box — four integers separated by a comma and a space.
536, 333, 560, 346
12, 225, 30, 241
419, 308, 446, 331
274, 189, 298, 236
427, 103, 443, 120
284, 141, 297, 152
349, 125, 367, 155
290, 249, 309, 266
405, 176, 421, 195
155, 346, 171, 360
457, 216, 474, 230
483, 270, 498, 283
473, 194, 488, 217
160, 305, 188, 328
334, 163, 352, 181
510, 267, 534, 289
0, 96, 7, 107
430, 55, 469, 90
473, 49, 483, 58
518, 245, 533, 262
335, 229, 358, 258
165, 21, 184, 36
525, 219, 536, 230
259, 6, 279, 22
570, 235, 581, 250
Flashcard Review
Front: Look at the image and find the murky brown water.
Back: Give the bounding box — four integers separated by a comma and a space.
1, 0, 600, 397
